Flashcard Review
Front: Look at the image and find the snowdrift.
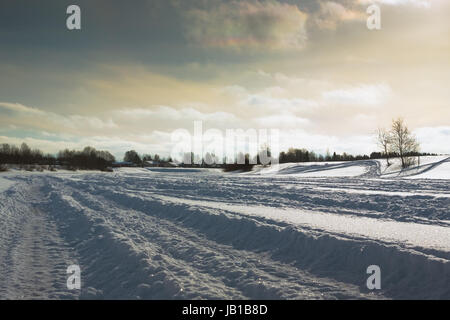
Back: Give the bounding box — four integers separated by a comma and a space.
381, 156, 450, 179
85, 189, 450, 299
249, 156, 450, 179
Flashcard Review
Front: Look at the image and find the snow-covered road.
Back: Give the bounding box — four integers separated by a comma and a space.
0, 160, 449, 299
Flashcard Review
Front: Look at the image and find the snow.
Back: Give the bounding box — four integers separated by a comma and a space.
379, 156, 450, 179
0, 155, 449, 299
0, 175, 14, 192
252, 161, 368, 177
405, 157, 450, 180
250, 156, 450, 179
153, 194, 450, 252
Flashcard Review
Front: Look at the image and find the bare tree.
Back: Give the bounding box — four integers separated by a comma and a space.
377, 127, 392, 166
390, 118, 419, 168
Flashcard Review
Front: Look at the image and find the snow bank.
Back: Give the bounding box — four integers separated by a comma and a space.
249, 156, 450, 179
250, 160, 376, 178
155, 195, 450, 252
380, 156, 450, 179
98, 189, 450, 299
40, 188, 160, 299
113, 167, 152, 174
405, 157, 450, 180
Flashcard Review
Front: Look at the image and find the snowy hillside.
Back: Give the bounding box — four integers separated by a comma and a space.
0, 156, 449, 299
250, 156, 450, 179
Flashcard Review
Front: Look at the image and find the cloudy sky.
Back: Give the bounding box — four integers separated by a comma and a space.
0, 0, 449, 158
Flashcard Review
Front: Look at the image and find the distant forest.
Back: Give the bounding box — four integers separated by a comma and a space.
0, 142, 436, 172
0, 143, 115, 171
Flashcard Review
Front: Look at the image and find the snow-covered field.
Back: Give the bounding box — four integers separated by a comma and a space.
0, 156, 449, 299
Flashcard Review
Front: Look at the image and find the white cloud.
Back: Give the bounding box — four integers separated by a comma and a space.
114, 105, 240, 131
277, 129, 377, 156
222, 84, 319, 114
244, 94, 319, 112
254, 113, 310, 128
0, 102, 45, 115
322, 84, 391, 106
0, 101, 242, 137
256, 71, 331, 93
0, 102, 117, 132
0, 102, 246, 158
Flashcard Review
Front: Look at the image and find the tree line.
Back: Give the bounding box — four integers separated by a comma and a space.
122, 150, 170, 166
0, 143, 115, 171
58, 147, 115, 170
279, 149, 371, 163
0, 119, 433, 172
0, 143, 55, 166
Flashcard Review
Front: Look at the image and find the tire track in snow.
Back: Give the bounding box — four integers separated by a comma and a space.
91, 182, 450, 299
3, 170, 449, 299
0, 181, 79, 299
87, 172, 450, 225
46, 176, 380, 299
148, 194, 450, 254
54, 172, 450, 299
